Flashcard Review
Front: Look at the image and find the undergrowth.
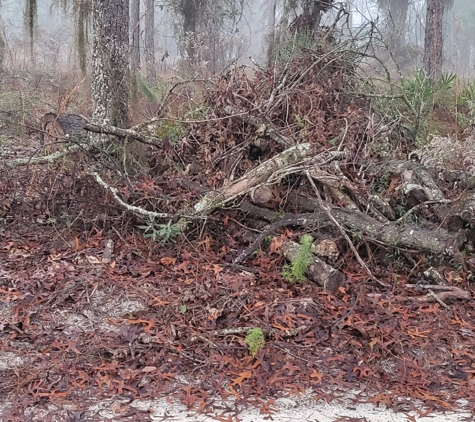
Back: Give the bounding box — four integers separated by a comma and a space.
245, 328, 265, 356
282, 234, 313, 283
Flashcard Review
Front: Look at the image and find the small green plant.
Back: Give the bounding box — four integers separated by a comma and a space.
436, 72, 456, 99
399, 70, 458, 144
245, 328, 265, 356
459, 82, 475, 125
156, 121, 187, 145
401, 69, 434, 143
295, 114, 305, 128
282, 234, 313, 283
139, 218, 181, 244
263, 235, 272, 248
370, 172, 389, 194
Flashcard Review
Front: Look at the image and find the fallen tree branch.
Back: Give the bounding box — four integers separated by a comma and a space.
404, 284, 471, 302
89, 171, 206, 221
244, 194, 464, 256
368, 284, 471, 304
5, 117, 165, 168
190, 322, 318, 342
193, 142, 312, 214
305, 170, 389, 288
233, 208, 331, 265
193, 144, 347, 215
5, 132, 111, 168
83, 121, 162, 147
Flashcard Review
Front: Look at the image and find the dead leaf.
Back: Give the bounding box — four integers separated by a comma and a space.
231, 371, 252, 387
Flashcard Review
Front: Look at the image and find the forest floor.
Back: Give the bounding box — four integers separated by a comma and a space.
1, 219, 473, 420
2, 45, 475, 421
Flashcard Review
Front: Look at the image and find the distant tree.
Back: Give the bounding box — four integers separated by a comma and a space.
74, 0, 91, 75
92, 0, 130, 129
131, 0, 141, 77
377, 0, 409, 49
144, 0, 156, 80
0, 25, 4, 70
24, 0, 37, 62
130, 0, 141, 99
289, 0, 334, 38
423, 0, 453, 82
266, 0, 277, 66
179, 0, 206, 66
172, 0, 245, 73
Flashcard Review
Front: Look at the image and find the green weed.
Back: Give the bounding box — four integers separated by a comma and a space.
282, 234, 313, 283
245, 328, 265, 356
139, 218, 181, 244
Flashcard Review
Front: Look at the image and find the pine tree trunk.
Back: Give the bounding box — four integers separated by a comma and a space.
424, 0, 444, 82
92, 0, 130, 129
144, 0, 156, 80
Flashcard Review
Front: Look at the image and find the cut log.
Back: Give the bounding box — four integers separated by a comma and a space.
280, 239, 345, 291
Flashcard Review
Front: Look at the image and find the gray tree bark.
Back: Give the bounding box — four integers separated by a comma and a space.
378, 0, 409, 49
423, 0, 444, 82
291, 0, 334, 37
75, 0, 89, 75
131, 0, 141, 77
24, 0, 38, 63
130, 0, 141, 100
92, 0, 130, 129
144, 0, 156, 80
0, 27, 5, 70
266, 0, 277, 67
180, 0, 206, 65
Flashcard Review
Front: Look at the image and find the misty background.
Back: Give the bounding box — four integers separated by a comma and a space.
0, 0, 474, 77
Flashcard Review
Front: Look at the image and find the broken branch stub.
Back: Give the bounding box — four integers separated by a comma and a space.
40, 112, 87, 146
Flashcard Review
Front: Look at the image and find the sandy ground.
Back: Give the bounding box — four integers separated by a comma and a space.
2, 393, 471, 421
130, 395, 472, 422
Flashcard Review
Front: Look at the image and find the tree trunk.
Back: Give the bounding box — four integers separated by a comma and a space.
75, 0, 90, 75
24, 0, 37, 63
288, 0, 334, 39
377, 0, 409, 46
423, 0, 444, 82
180, 0, 206, 65
131, 0, 140, 77
92, 0, 130, 129
266, 0, 277, 67
144, 0, 156, 80
0, 27, 5, 70
388, 0, 409, 49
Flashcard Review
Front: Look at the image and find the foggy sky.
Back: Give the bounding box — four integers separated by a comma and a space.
0, 0, 473, 76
